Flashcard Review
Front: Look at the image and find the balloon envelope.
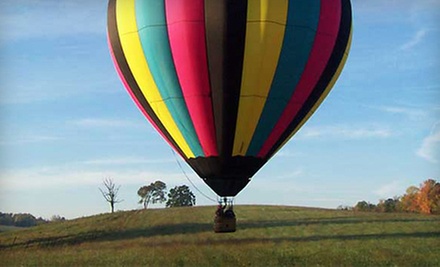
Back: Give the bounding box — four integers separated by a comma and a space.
107, 0, 352, 196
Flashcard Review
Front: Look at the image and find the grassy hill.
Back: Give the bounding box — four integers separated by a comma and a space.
0, 205, 439, 266
0, 225, 25, 233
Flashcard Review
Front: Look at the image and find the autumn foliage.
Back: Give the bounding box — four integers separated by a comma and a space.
416, 179, 440, 214
353, 179, 440, 215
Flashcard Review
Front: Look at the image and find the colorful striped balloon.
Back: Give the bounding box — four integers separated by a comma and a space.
107, 0, 352, 196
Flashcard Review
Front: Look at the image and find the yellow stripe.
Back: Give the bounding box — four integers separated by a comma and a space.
272, 26, 353, 158
116, 0, 194, 158
233, 0, 288, 156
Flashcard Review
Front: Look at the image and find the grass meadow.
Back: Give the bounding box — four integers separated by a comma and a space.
0, 205, 439, 266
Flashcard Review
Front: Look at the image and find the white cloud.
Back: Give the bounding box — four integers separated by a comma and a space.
376, 105, 427, 120
69, 118, 140, 128
249, 179, 311, 195
417, 126, 440, 163
297, 125, 392, 140
0, 135, 62, 146
0, 165, 187, 190
399, 29, 428, 51
81, 157, 174, 166
275, 149, 303, 158
373, 181, 405, 198
271, 169, 304, 180
0, 78, 120, 105
0, 1, 106, 42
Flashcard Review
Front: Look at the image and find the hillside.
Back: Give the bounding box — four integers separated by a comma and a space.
1, 205, 439, 266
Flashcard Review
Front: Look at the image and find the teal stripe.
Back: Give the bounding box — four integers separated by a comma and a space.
246, 0, 321, 156
135, 0, 204, 157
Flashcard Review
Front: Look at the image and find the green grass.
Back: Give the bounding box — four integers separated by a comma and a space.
1, 205, 439, 266
0, 225, 25, 233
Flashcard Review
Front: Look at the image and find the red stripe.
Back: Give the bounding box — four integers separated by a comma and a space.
165, 0, 218, 156
107, 33, 183, 158
257, 0, 341, 157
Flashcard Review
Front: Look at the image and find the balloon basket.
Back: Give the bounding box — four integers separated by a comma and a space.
214, 215, 236, 233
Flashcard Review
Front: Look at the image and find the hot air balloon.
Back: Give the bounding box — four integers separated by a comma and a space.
107, 0, 352, 231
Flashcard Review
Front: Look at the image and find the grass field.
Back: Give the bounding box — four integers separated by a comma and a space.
0, 205, 439, 266
0, 225, 25, 233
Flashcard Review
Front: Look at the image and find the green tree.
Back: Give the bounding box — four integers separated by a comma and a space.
376, 198, 400, 213
166, 185, 195, 208
0, 212, 14, 226
354, 201, 376, 212
13, 213, 37, 227
137, 181, 167, 209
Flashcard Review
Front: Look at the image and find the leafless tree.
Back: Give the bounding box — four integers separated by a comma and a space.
99, 178, 123, 213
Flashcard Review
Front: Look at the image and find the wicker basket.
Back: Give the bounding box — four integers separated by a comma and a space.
214, 216, 236, 233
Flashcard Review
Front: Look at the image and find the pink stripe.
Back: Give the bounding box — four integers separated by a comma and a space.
165, 0, 218, 157
258, 0, 341, 157
107, 34, 184, 158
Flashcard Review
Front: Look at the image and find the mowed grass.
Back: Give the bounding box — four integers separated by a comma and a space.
0, 205, 439, 266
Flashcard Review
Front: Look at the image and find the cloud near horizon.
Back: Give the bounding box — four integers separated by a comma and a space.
373, 180, 405, 198
0, 165, 193, 191
417, 127, 440, 163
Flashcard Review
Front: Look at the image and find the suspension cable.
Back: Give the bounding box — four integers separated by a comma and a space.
170, 149, 218, 203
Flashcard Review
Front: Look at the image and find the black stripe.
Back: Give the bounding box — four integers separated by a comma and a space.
266, 0, 352, 159
204, 0, 247, 158
107, 0, 186, 159
188, 156, 265, 196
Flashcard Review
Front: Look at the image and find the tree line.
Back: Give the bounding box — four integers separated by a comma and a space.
100, 179, 195, 213
348, 179, 440, 214
0, 213, 65, 228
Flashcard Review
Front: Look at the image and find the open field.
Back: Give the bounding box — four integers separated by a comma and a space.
0, 205, 439, 266
0, 225, 25, 233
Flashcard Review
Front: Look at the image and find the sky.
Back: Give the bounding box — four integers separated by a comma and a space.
0, 0, 439, 219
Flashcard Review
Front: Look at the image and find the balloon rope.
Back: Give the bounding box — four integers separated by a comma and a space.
170, 149, 218, 203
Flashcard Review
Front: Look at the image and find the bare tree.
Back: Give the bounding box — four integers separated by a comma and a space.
99, 178, 123, 213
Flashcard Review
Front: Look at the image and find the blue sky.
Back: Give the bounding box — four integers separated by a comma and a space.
1, 0, 439, 219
